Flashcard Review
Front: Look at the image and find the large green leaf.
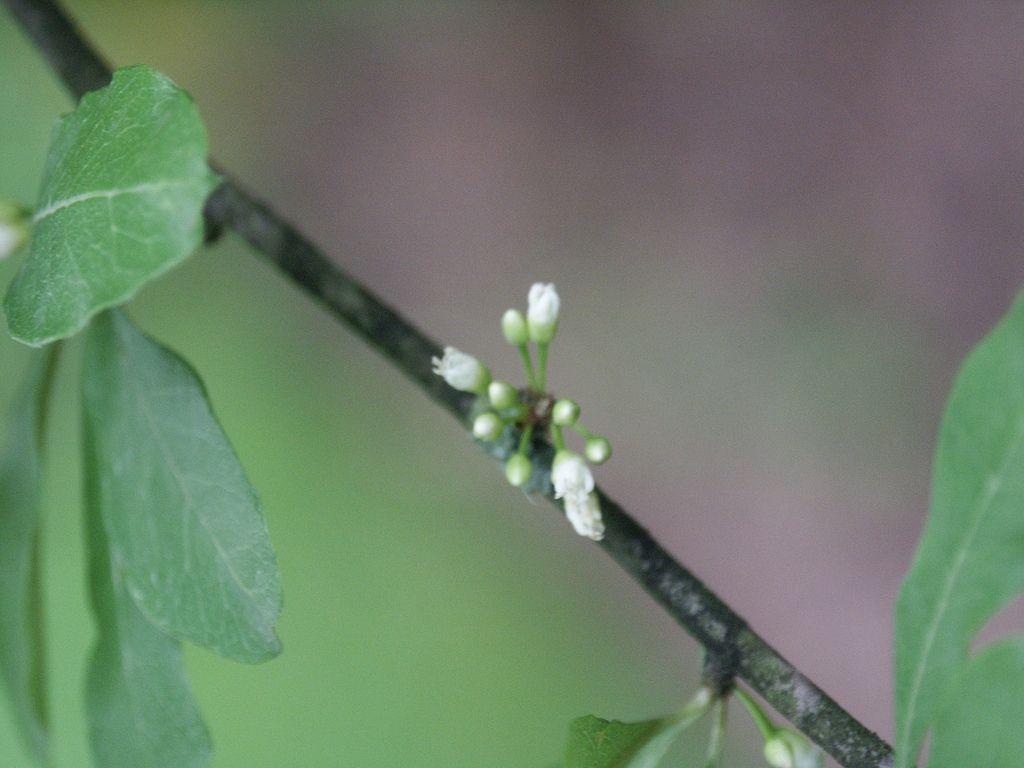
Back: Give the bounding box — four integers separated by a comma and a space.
894, 291, 1024, 768
0, 346, 59, 764
4, 65, 218, 346
564, 694, 710, 768
82, 309, 282, 663
83, 417, 211, 768
929, 639, 1024, 768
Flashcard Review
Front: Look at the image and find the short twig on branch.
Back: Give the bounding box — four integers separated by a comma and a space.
2, 2, 894, 766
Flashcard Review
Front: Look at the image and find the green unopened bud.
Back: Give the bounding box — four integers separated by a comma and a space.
763, 729, 824, 768
0, 200, 31, 261
501, 309, 529, 346
584, 436, 612, 465
551, 399, 579, 426
527, 282, 559, 344
505, 454, 533, 487
488, 380, 519, 411
472, 412, 503, 442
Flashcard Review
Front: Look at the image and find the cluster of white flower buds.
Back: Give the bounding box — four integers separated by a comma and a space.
431, 283, 612, 541
0, 200, 31, 261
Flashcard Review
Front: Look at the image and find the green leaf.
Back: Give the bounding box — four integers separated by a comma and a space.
0, 346, 59, 764
82, 309, 282, 663
565, 716, 686, 768
894, 290, 1024, 768
929, 639, 1024, 768
83, 416, 211, 768
4, 65, 218, 346
564, 694, 711, 768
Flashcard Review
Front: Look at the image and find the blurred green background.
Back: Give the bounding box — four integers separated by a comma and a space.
4, 3, 1024, 766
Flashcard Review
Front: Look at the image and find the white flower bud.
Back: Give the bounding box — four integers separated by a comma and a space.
505, 454, 533, 487
472, 412, 503, 442
527, 283, 559, 344
0, 200, 31, 261
564, 491, 604, 540
488, 380, 519, 411
551, 449, 594, 503
763, 729, 825, 768
584, 436, 612, 465
431, 346, 491, 394
551, 399, 579, 426
501, 308, 529, 346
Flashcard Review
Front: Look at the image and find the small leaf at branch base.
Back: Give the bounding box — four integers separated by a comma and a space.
928, 639, 1024, 768
3, 64, 219, 346
84, 422, 211, 768
0, 346, 58, 764
894, 290, 1024, 768
564, 714, 687, 768
82, 309, 282, 663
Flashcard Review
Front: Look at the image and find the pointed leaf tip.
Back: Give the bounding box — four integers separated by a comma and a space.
82, 309, 282, 664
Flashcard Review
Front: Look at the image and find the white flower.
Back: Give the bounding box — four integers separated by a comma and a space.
564, 491, 604, 540
763, 729, 825, 768
527, 282, 560, 343
551, 450, 594, 503
431, 346, 491, 393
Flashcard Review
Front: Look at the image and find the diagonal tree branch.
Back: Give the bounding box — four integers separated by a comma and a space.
2, 2, 894, 766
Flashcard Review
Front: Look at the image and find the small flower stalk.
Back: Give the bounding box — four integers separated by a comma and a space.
735, 688, 825, 768
433, 283, 613, 541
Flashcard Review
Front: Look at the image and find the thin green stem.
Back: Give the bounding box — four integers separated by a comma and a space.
516, 424, 534, 456
551, 424, 566, 452
536, 342, 549, 391
672, 685, 715, 729
517, 344, 537, 391
735, 688, 777, 741
571, 422, 595, 440
703, 697, 728, 768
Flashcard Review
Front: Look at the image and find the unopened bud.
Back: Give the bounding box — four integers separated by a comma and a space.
551, 399, 579, 426
488, 380, 519, 411
472, 412, 503, 442
0, 200, 31, 261
505, 454, 533, 487
501, 308, 529, 346
527, 283, 559, 344
584, 436, 612, 465
763, 729, 824, 768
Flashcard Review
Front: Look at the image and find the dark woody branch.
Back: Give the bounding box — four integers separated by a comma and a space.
2, 2, 893, 766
